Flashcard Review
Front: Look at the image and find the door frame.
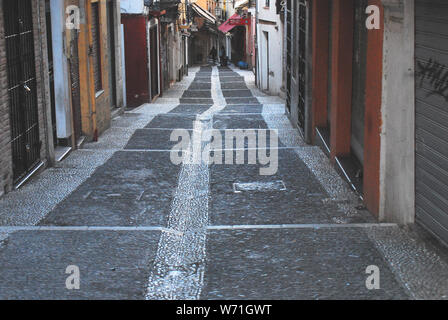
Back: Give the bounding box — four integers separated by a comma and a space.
261, 31, 270, 92
147, 18, 160, 101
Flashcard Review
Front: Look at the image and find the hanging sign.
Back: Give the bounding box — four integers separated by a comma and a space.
228, 18, 251, 26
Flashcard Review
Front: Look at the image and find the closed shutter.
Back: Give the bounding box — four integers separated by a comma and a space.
415, 0, 448, 244
91, 2, 102, 92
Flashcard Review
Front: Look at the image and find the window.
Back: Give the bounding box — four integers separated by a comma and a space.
265, 0, 270, 7
91, 2, 102, 92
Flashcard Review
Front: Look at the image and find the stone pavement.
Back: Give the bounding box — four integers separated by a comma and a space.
0, 66, 447, 300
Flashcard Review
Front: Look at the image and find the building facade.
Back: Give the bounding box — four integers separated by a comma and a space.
285, 0, 448, 245
160, 0, 189, 90
47, 0, 124, 147
0, 0, 123, 197
121, 0, 161, 107
121, 0, 187, 106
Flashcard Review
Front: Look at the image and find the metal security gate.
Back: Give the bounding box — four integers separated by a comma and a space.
285, 0, 292, 113
288, 0, 308, 136
297, 0, 307, 131
69, 31, 82, 142
3, 0, 41, 182
415, 0, 448, 244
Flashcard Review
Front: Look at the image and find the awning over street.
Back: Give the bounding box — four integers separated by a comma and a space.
218, 13, 241, 33
191, 3, 216, 25
235, 0, 249, 11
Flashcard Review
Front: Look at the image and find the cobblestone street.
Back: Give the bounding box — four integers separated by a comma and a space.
0, 66, 447, 300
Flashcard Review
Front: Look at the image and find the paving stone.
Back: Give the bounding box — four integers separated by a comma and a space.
0, 231, 159, 299
145, 114, 199, 129
188, 83, 212, 90
41, 151, 180, 226
191, 79, 212, 84
125, 129, 189, 150
182, 91, 212, 98
222, 90, 254, 98
202, 229, 409, 300
213, 114, 268, 129
226, 97, 260, 105
46, 154, 176, 227
211, 129, 287, 150
169, 104, 212, 114
180, 98, 215, 104
220, 76, 245, 82
221, 83, 249, 90
218, 104, 263, 114
199, 66, 212, 72
209, 149, 375, 225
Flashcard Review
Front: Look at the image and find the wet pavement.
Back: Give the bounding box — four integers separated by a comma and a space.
0, 66, 448, 300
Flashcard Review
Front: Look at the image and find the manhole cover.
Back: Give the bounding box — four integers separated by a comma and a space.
233, 181, 287, 193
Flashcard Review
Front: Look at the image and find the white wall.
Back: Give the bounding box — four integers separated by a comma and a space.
379, 0, 415, 224
120, 0, 145, 14
257, 0, 279, 21
256, 0, 283, 95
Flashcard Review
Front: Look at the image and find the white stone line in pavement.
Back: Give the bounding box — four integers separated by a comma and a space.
0, 226, 183, 235
0, 223, 397, 233
207, 223, 398, 231
104, 147, 315, 154
202, 67, 227, 115
145, 66, 225, 300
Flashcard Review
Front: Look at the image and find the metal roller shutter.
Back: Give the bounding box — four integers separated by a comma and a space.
415, 0, 448, 244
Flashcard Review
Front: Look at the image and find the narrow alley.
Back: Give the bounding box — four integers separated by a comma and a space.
0, 65, 447, 300
1, 0, 448, 304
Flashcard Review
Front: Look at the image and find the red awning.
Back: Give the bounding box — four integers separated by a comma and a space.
218, 14, 241, 33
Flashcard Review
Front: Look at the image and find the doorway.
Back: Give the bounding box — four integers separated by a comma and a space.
45, 0, 57, 147
69, 30, 82, 142
107, 0, 117, 108
261, 31, 269, 92
149, 23, 160, 100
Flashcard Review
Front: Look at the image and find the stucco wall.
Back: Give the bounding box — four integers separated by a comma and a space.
256, 1, 283, 96
379, 0, 415, 224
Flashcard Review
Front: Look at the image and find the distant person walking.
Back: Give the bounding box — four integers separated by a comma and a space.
209, 46, 217, 65
220, 46, 227, 67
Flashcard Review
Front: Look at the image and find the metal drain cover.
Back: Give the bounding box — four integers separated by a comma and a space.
233, 181, 287, 193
